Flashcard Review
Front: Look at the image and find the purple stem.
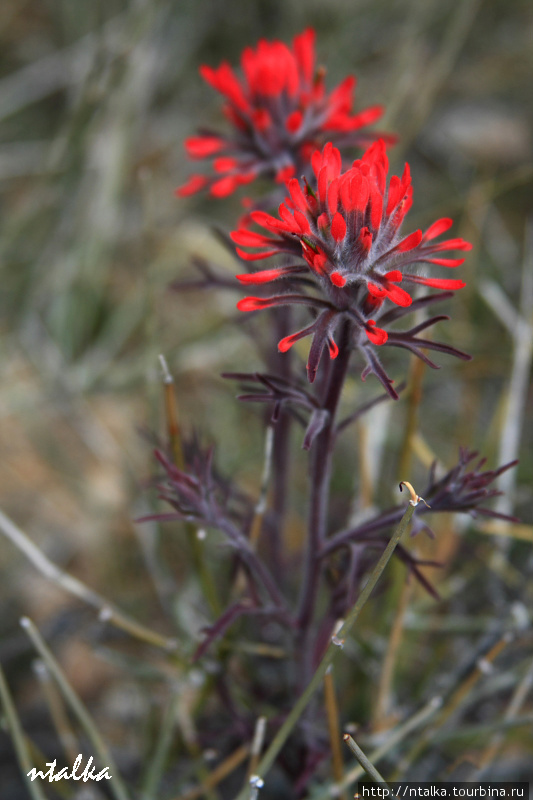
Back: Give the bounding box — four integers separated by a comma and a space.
296, 321, 353, 647
267, 309, 294, 581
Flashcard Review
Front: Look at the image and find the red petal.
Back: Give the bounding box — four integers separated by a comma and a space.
252, 108, 272, 130
210, 176, 239, 197
423, 218, 453, 242
353, 173, 370, 213
278, 327, 311, 352
237, 297, 276, 311
185, 136, 224, 158
358, 226, 373, 252
286, 110, 303, 133
424, 257, 465, 268
293, 28, 315, 85
366, 321, 388, 345
362, 139, 388, 174
230, 230, 275, 246
278, 336, 296, 353
175, 175, 208, 197
275, 165, 295, 183
345, 105, 383, 130
311, 149, 323, 178
235, 248, 279, 261
213, 156, 239, 172
386, 176, 402, 216
200, 63, 248, 112
330, 271, 346, 287
251, 209, 294, 233
384, 283, 412, 307
236, 268, 292, 284
385, 270, 402, 282
328, 337, 339, 359
403, 276, 466, 290
294, 209, 311, 233
318, 166, 328, 205
331, 212, 347, 242
367, 282, 386, 298
369, 185, 383, 230
288, 178, 309, 212
327, 179, 339, 214
424, 238, 472, 253
396, 229, 422, 252
317, 212, 329, 231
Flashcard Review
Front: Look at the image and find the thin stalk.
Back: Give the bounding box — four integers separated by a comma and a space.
311, 696, 442, 799
0, 665, 48, 800
297, 322, 353, 636
33, 659, 79, 766
159, 354, 221, 617
159, 354, 185, 471
268, 306, 295, 578
343, 734, 389, 785
373, 570, 412, 729
494, 224, 533, 531
391, 632, 512, 778
397, 354, 426, 480
247, 716, 267, 780
324, 667, 348, 800
174, 744, 250, 800
356, 419, 373, 509
250, 426, 274, 549
140, 690, 179, 800
434, 713, 533, 744
473, 656, 533, 776
232, 495, 417, 799
219, 518, 290, 614
20, 617, 131, 800
234, 426, 274, 595
0, 507, 178, 652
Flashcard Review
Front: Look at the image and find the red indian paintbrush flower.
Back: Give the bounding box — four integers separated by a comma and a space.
232, 140, 472, 393
177, 29, 389, 200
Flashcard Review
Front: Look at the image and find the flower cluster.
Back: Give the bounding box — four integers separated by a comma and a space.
177, 29, 388, 199
232, 140, 472, 389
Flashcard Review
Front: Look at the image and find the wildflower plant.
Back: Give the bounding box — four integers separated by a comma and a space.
151, 27, 526, 796
151, 27, 524, 796
0, 12, 529, 800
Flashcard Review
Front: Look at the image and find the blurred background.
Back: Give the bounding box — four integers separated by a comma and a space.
0, 0, 532, 796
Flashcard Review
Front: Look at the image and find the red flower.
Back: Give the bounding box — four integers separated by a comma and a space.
233, 140, 472, 389
177, 29, 389, 200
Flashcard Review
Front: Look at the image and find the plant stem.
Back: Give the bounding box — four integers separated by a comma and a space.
343, 734, 389, 785
232, 496, 417, 799
390, 632, 512, 778
219, 518, 291, 616
297, 322, 352, 636
0, 507, 178, 652
175, 744, 250, 800
20, 617, 131, 800
268, 307, 295, 578
313, 697, 442, 799
324, 667, 348, 800
373, 568, 412, 729
0, 665, 48, 800
140, 689, 179, 800
159, 354, 222, 617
